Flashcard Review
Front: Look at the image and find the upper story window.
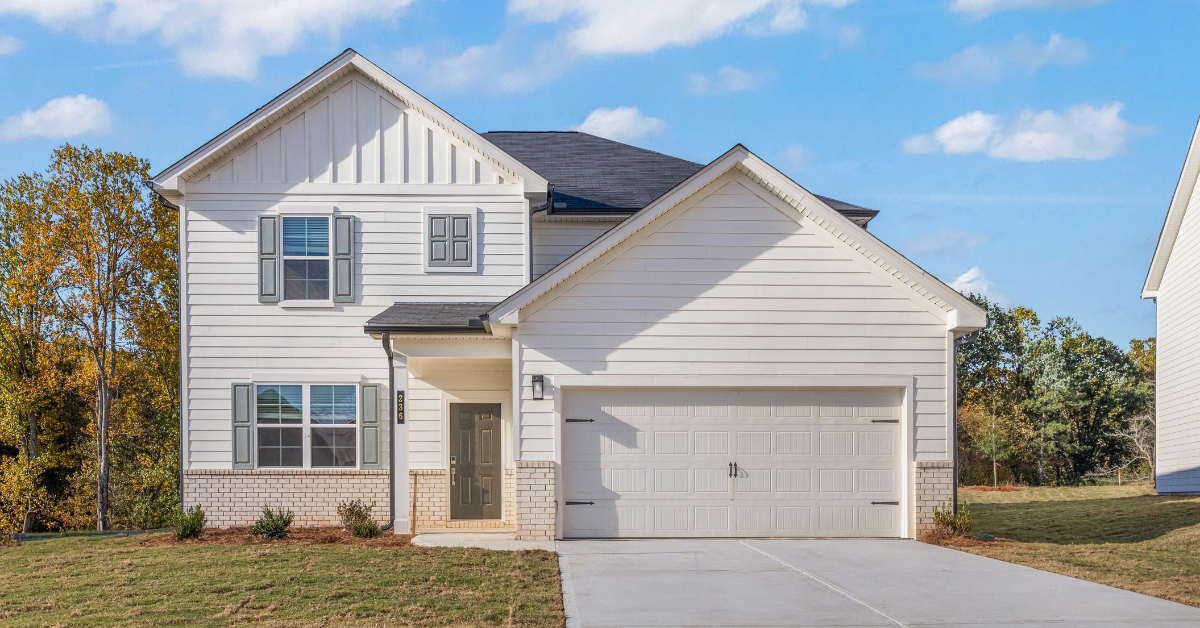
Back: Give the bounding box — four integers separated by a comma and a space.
282, 216, 330, 301
255, 383, 357, 468
424, 208, 477, 273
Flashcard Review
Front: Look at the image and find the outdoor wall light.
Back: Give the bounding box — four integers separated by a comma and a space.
531, 375, 544, 400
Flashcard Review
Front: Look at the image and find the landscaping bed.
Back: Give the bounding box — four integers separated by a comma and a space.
0, 530, 564, 627
932, 484, 1200, 608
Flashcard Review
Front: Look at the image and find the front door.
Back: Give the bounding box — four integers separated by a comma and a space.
449, 403, 503, 520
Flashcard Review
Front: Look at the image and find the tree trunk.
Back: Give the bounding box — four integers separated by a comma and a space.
96, 372, 111, 531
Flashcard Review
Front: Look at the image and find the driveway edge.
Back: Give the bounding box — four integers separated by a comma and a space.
557, 542, 582, 628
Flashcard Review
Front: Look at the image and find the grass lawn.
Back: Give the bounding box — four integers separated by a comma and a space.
0, 531, 563, 627
941, 484, 1200, 607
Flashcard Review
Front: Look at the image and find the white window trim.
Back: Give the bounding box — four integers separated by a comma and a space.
423, 206, 479, 273
278, 211, 336, 307
253, 382, 360, 470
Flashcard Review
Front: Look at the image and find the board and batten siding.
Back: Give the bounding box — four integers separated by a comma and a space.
515, 173, 951, 462
531, 219, 622, 279
1156, 172, 1200, 492
182, 193, 526, 468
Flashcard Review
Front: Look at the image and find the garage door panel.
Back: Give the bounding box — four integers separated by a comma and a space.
563, 389, 903, 538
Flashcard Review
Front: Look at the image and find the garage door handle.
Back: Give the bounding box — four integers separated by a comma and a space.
871, 501, 899, 505
871, 420, 899, 423
565, 501, 594, 505
565, 419, 594, 423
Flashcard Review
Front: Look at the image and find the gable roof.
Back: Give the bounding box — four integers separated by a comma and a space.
488, 144, 986, 332
1143, 115, 1200, 298
151, 49, 548, 197
480, 131, 879, 226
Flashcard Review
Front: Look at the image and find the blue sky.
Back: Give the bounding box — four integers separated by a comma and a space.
0, 0, 1192, 346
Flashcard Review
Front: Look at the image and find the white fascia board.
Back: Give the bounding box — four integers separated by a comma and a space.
487, 145, 751, 322
1143, 115, 1200, 298
735, 152, 987, 332
151, 50, 548, 197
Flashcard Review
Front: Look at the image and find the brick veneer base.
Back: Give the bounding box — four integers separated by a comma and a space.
183, 469, 389, 528
913, 461, 954, 533
515, 461, 556, 541
411, 468, 517, 530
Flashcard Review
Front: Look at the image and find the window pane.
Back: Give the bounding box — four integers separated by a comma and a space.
258, 427, 302, 467
311, 385, 357, 424
282, 216, 329, 257
312, 427, 356, 468
256, 385, 302, 424
284, 260, 329, 300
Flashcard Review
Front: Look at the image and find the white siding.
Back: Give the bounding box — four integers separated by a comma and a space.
190, 71, 507, 187
182, 192, 526, 468
516, 173, 949, 462
1157, 174, 1200, 492
531, 219, 621, 279
406, 359, 513, 469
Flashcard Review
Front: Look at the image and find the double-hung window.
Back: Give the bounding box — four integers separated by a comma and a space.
255, 383, 357, 468
282, 216, 330, 301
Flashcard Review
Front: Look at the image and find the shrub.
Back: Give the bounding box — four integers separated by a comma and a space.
172, 505, 206, 540
932, 499, 972, 535
337, 499, 381, 538
248, 505, 294, 540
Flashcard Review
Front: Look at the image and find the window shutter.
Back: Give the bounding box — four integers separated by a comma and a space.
332, 215, 355, 303
428, 215, 449, 266
231, 383, 254, 469
450, 215, 472, 266
257, 215, 279, 303
360, 384, 382, 470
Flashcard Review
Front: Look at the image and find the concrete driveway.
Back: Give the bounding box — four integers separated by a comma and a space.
556, 539, 1200, 627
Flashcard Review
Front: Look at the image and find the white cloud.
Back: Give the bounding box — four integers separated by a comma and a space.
0, 94, 112, 142
396, 37, 574, 94
689, 65, 771, 95
837, 24, 862, 48
0, 0, 415, 80
571, 106, 665, 142
951, 266, 1004, 303
951, 0, 1107, 19
781, 145, 812, 170
915, 33, 1087, 87
902, 102, 1137, 162
903, 229, 993, 256
0, 34, 21, 56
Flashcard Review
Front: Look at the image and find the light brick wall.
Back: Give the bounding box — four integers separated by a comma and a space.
183, 469, 389, 528
913, 461, 954, 532
515, 461, 556, 541
411, 469, 447, 529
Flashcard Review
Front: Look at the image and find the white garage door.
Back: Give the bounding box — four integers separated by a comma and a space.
562, 389, 903, 538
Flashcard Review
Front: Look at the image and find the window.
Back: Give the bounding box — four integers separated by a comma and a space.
425, 209, 476, 271
256, 383, 357, 468
282, 216, 330, 300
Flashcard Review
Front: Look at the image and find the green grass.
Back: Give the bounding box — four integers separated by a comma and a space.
0, 534, 564, 627
946, 484, 1200, 607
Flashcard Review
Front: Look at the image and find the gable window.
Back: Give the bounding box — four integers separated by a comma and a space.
282, 216, 330, 300
256, 383, 357, 468
424, 208, 477, 272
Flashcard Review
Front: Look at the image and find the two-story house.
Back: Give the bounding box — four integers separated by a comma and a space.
150, 50, 986, 541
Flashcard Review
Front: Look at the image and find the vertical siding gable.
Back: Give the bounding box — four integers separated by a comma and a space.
186, 72, 510, 188
517, 172, 950, 461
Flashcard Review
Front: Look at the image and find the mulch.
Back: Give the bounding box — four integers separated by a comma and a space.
963, 485, 1022, 492
138, 526, 415, 548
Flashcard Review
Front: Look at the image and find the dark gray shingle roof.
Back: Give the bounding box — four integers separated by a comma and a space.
364, 302, 497, 334
481, 131, 877, 225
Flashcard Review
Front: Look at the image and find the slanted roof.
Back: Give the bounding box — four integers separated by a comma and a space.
488, 144, 986, 333
1144, 115, 1200, 298
481, 131, 878, 226
364, 302, 497, 334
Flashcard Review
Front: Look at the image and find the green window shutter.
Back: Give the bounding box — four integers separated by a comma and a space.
332, 215, 355, 303
257, 215, 279, 302
231, 383, 254, 469
428, 215, 450, 266
360, 384, 382, 470
450, 215, 472, 266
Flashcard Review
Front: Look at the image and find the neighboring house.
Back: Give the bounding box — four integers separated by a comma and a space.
1143, 118, 1200, 494
150, 50, 986, 541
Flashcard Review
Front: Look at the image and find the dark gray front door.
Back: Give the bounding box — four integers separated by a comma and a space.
449, 403, 503, 520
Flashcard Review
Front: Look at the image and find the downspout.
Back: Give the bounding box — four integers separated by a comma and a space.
381, 332, 396, 531
529, 184, 553, 284
146, 181, 185, 513
952, 323, 987, 514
